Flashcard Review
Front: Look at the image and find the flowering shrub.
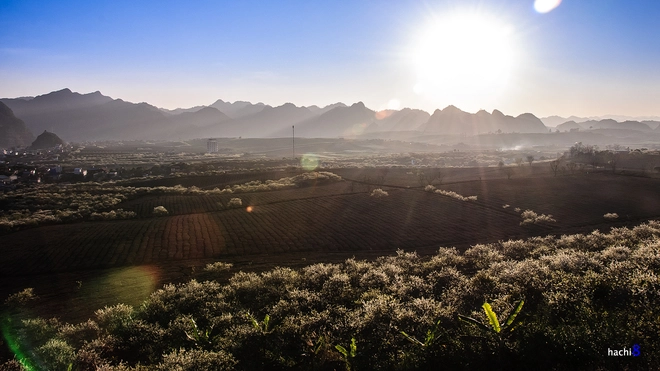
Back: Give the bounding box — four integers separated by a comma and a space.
224, 171, 342, 193
90, 209, 137, 220
3, 221, 660, 370
227, 198, 242, 208
0, 172, 343, 232
604, 212, 619, 220
204, 262, 233, 273
152, 206, 168, 216
370, 188, 388, 197
520, 209, 556, 225
434, 189, 477, 201
424, 184, 477, 201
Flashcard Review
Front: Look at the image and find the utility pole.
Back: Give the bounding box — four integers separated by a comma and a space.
292, 125, 295, 162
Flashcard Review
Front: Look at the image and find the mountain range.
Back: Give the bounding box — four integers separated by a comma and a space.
556, 119, 659, 132
541, 115, 660, 129
420, 106, 547, 135
2, 88, 655, 145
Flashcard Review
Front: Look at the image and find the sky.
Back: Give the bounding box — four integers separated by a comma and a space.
1, 0, 659, 118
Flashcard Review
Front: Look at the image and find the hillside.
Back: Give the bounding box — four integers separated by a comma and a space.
368, 108, 430, 132
167, 107, 232, 138
0, 101, 34, 148
218, 103, 316, 138
1, 89, 168, 141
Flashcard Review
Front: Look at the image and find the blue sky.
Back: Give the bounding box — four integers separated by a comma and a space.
1, 0, 659, 117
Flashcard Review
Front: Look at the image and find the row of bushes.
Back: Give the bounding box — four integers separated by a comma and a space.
0, 172, 342, 232
2, 221, 659, 370
424, 185, 477, 201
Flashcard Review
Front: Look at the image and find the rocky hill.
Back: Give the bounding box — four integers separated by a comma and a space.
0, 101, 34, 148
30, 130, 65, 149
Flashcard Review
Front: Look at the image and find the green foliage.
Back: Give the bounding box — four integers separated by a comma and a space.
247, 313, 272, 334
459, 300, 524, 335
401, 319, 442, 348
334, 337, 357, 370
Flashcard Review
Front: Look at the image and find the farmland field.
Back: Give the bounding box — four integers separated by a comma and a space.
1, 166, 659, 323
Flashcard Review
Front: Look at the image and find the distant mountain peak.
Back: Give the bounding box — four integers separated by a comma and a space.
443, 105, 461, 112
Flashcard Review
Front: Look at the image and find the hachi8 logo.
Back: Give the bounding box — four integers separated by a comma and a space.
608, 344, 641, 357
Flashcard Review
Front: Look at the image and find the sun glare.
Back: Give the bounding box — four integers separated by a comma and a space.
534, 0, 562, 14
412, 12, 517, 109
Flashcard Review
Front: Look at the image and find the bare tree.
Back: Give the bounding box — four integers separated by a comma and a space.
416, 170, 428, 187
499, 161, 514, 179
590, 154, 601, 171
550, 160, 561, 177
362, 175, 373, 192
416, 168, 444, 186
567, 161, 577, 174
374, 168, 389, 186
606, 152, 620, 173
515, 157, 523, 167
426, 168, 445, 185
526, 155, 534, 167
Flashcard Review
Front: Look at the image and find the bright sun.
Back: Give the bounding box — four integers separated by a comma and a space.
412, 13, 517, 109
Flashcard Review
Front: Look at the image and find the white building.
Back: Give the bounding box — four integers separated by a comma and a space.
207, 138, 218, 153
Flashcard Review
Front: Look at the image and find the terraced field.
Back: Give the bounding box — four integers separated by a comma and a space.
1, 188, 529, 276
1, 168, 658, 322
442, 173, 660, 227
116, 182, 355, 217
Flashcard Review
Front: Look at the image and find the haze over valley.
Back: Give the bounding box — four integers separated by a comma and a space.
2, 88, 660, 151
2, 1, 660, 369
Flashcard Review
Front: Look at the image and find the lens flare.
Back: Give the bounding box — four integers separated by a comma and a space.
1, 317, 36, 370
342, 122, 369, 137
387, 99, 401, 110
534, 0, 561, 13
78, 266, 159, 309
301, 154, 320, 171
375, 110, 394, 120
